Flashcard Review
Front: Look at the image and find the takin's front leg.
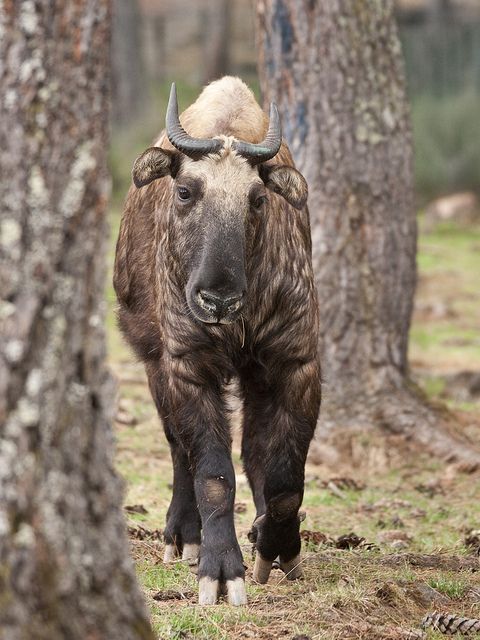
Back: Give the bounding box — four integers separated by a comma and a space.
162, 420, 201, 565
147, 365, 202, 564
241, 360, 321, 584
165, 380, 246, 606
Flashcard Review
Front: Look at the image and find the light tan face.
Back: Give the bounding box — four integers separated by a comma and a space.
132, 139, 309, 324
176, 146, 266, 217
172, 146, 267, 325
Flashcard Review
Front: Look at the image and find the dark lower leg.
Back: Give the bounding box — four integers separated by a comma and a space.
241, 426, 266, 518
253, 460, 306, 583
251, 404, 317, 583
147, 370, 201, 562
193, 445, 246, 605
163, 437, 201, 562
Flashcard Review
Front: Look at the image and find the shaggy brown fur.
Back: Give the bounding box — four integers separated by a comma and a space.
114, 77, 321, 605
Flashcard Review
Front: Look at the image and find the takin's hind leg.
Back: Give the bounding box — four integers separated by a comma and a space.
251, 420, 316, 584
241, 395, 267, 523
241, 361, 320, 584
163, 424, 201, 566
251, 496, 306, 583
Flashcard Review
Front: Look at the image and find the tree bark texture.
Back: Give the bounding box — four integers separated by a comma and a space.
0, 2, 154, 638
256, 0, 480, 465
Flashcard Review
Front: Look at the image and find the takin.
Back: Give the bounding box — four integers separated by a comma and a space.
114, 76, 321, 606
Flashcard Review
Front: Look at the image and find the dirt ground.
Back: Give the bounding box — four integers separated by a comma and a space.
106, 219, 480, 639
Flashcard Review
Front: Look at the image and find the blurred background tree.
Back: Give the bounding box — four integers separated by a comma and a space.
255, 0, 480, 465
201, 0, 233, 84
112, 0, 148, 124
398, 0, 480, 199
110, 0, 480, 201
0, 2, 154, 637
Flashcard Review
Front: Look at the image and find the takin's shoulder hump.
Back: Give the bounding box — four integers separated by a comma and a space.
181, 76, 268, 143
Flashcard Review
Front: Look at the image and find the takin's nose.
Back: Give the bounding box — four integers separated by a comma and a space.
196, 289, 245, 320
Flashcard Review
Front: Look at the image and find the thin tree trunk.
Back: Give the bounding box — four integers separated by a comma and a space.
143, 12, 166, 84
112, 0, 147, 125
0, 2, 154, 637
256, 0, 480, 467
201, 0, 232, 84
429, 0, 454, 21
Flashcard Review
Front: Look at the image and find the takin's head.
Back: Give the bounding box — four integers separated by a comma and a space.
132, 83, 308, 325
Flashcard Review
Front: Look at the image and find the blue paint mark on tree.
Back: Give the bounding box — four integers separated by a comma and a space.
273, 0, 294, 56
296, 101, 308, 145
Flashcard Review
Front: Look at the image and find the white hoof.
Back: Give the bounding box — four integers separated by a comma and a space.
280, 554, 303, 580
226, 577, 247, 606
198, 577, 219, 605
253, 554, 272, 584
182, 543, 199, 561
163, 544, 178, 563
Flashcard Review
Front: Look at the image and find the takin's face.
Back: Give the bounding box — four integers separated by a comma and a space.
132, 140, 308, 325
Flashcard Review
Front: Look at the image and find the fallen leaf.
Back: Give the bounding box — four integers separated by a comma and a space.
335, 532, 375, 550
378, 530, 412, 544
115, 410, 138, 426
465, 529, 480, 555
152, 589, 193, 601
125, 504, 149, 515
415, 481, 445, 498
300, 530, 330, 546
128, 525, 162, 541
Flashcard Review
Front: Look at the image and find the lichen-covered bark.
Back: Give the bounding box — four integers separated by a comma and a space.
256, 0, 480, 465
0, 2, 154, 638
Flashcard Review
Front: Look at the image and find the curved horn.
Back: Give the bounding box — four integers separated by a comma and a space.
166, 83, 223, 159
232, 103, 282, 165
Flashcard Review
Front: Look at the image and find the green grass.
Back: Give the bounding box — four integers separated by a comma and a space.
420, 376, 446, 398
138, 561, 194, 593
427, 575, 468, 599
152, 606, 265, 640
410, 222, 480, 372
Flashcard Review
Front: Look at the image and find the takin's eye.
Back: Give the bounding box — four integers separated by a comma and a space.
177, 186, 191, 201
254, 195, 267, 209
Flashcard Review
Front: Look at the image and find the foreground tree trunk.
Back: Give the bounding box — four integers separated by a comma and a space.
256, 0, 480, 466
0, 3, 154, 637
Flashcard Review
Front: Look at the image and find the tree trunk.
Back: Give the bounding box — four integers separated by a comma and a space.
201, 0, 232, 84
256, 0, 480, 466
0, 2, 154, 638
428, 0, 454, 21
112, 0, 147, 125
143, 12, 166, 85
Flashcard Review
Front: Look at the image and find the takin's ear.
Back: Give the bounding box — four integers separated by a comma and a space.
259, 164, 308, 210
132, 147, 180, 188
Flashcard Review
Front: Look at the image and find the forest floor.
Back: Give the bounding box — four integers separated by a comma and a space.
106, 212, 480, 639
